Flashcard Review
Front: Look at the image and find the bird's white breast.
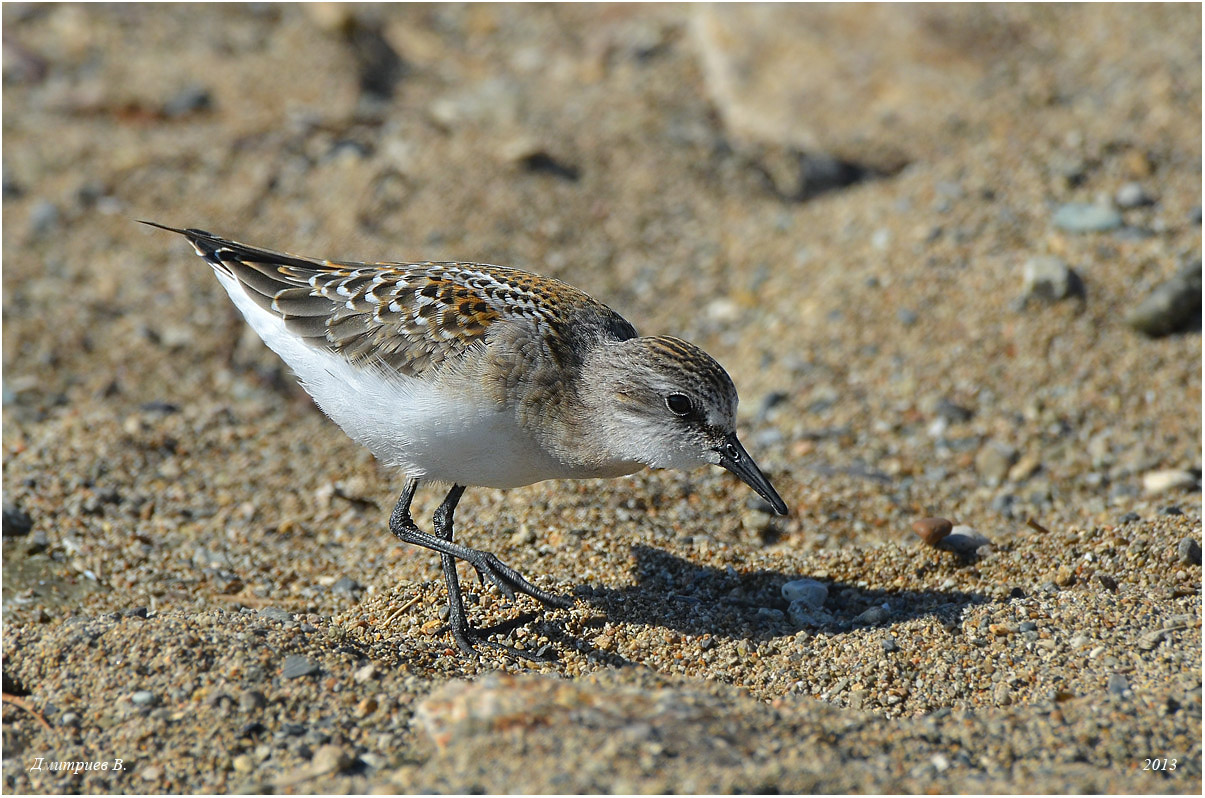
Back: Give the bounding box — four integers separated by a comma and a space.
213, 271, 595, 488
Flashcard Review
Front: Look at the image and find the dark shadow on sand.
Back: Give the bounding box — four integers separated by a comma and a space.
573, 544, 989, 642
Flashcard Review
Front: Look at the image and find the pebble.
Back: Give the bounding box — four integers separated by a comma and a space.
757, 607, 785, 624
881, 636, 898, 653
780, 578, 828, 609
59, 711, 81, 726
3, 504, 34, 536
28, 199, 61, 238
912, 517, 953, 546
140, 765, 162, 782
943, 526, 991, 555
238, 690, 267, 712
1106, 673, 1130, 695
162, 85, 212, 117
1114, 182, 1153, 208
1125, 260, 1202, 337
281, 655, 319, 679
1141, 468, 1198, 495
331, 576, 362, 596
232, 754, 254, 773
131, 690, 156, 706
354, 663, 378, 683
975, 442, 1018, 485
310, 744, 352, 775
853, 606, 889, 625
1177, 538, 1201, 566
787, 601, 822, 628
1052, 202, 1122, 232
1021, 255, 1084, 303
258, 607, 294, 623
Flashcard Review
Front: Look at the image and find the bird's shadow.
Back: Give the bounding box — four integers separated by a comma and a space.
570, 544, 988, 642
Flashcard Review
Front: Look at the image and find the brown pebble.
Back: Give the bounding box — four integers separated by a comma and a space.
912, 517, 953, 546
356, 697, 378, 718
1097, 574, 1118, 592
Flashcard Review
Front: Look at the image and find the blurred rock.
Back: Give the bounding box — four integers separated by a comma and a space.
1125, 260, 1201, 337
1022, 256, 1084, 303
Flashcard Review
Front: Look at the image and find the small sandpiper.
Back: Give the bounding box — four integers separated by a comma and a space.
146, 222, 788, 656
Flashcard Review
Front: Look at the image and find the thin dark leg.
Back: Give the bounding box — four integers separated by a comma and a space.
431, 485, 475, 655
387, 480, 571, 656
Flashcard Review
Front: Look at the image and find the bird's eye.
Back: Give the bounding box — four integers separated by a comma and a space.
665, 393, 693, 416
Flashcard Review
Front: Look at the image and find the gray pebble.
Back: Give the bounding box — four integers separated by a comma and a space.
331, 576, 362, 596
1177, 538, 1201, 566
1021, 256, 1084, 303
1106, 673, 1130, 695
28, 199, 61, 237
162, 85, 212, 118
1019, 621, 1038, 633
59, 711, 81, 727
1114, 182, 1153, 208
239, 690, 267, 712
281, 655, 320, 679
258, 607, 294, 623
943, 527, 991, 555
897, 308, 919, 326
1052, 202, 1122, 232
853, 606, 890, 625
131, 690, 156, 706
975, 441, 1018, 485
1125, 260, 1201, 337
881, 636, 898, 653
757, 607, 785, 624
2, 504, 34, 537
787, 601, 820, 628
781, 578, 828, 609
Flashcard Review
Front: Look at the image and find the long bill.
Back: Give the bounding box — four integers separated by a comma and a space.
717, 432, 788, 515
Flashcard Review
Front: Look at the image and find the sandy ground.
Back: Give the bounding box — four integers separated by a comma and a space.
2, 4, 1201, 794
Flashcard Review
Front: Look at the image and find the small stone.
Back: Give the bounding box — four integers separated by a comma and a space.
1138, 629, 1167, 650
354, 663, 377, 683
1177, 538, 1202, 566
162, 85, 212, 118
993, 682, 1012, 706
1022, 256, 1084, 303
2, 504, 34, 537
881, 636, 898, 653
28, 199, 61, 237
1115, 182, 1153, 208
356, 697, 378, 718
912, 517, 953, 546
787, 601, 820, 628
131, 690, 155, 706
1126, 260, 1202, 338
1053, 202, 1122, 232
1097, 574, 1119, 592
853, 606, 889, 625
780, 578, 828, 609
281, 655, 319, 679
59, 711, 81, 727
975, 442, 1018, 485
238, 690, 267, 712
1107, 673, 1130, 695
331, 576, 361, 596
232, 754, 254, 773
943, 526, 991, 555
310, 744, 352, 775
140, 765, 162, 782
756, 607, 785, 624
1142, 468, 1198, 495
258, 606, 294, 623
1054, 565, 1077, 587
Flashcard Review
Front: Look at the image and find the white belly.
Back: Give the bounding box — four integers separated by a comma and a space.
213, 271, 584, 488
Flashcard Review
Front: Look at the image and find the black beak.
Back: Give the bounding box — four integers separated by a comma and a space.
717, 433, 788, 515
